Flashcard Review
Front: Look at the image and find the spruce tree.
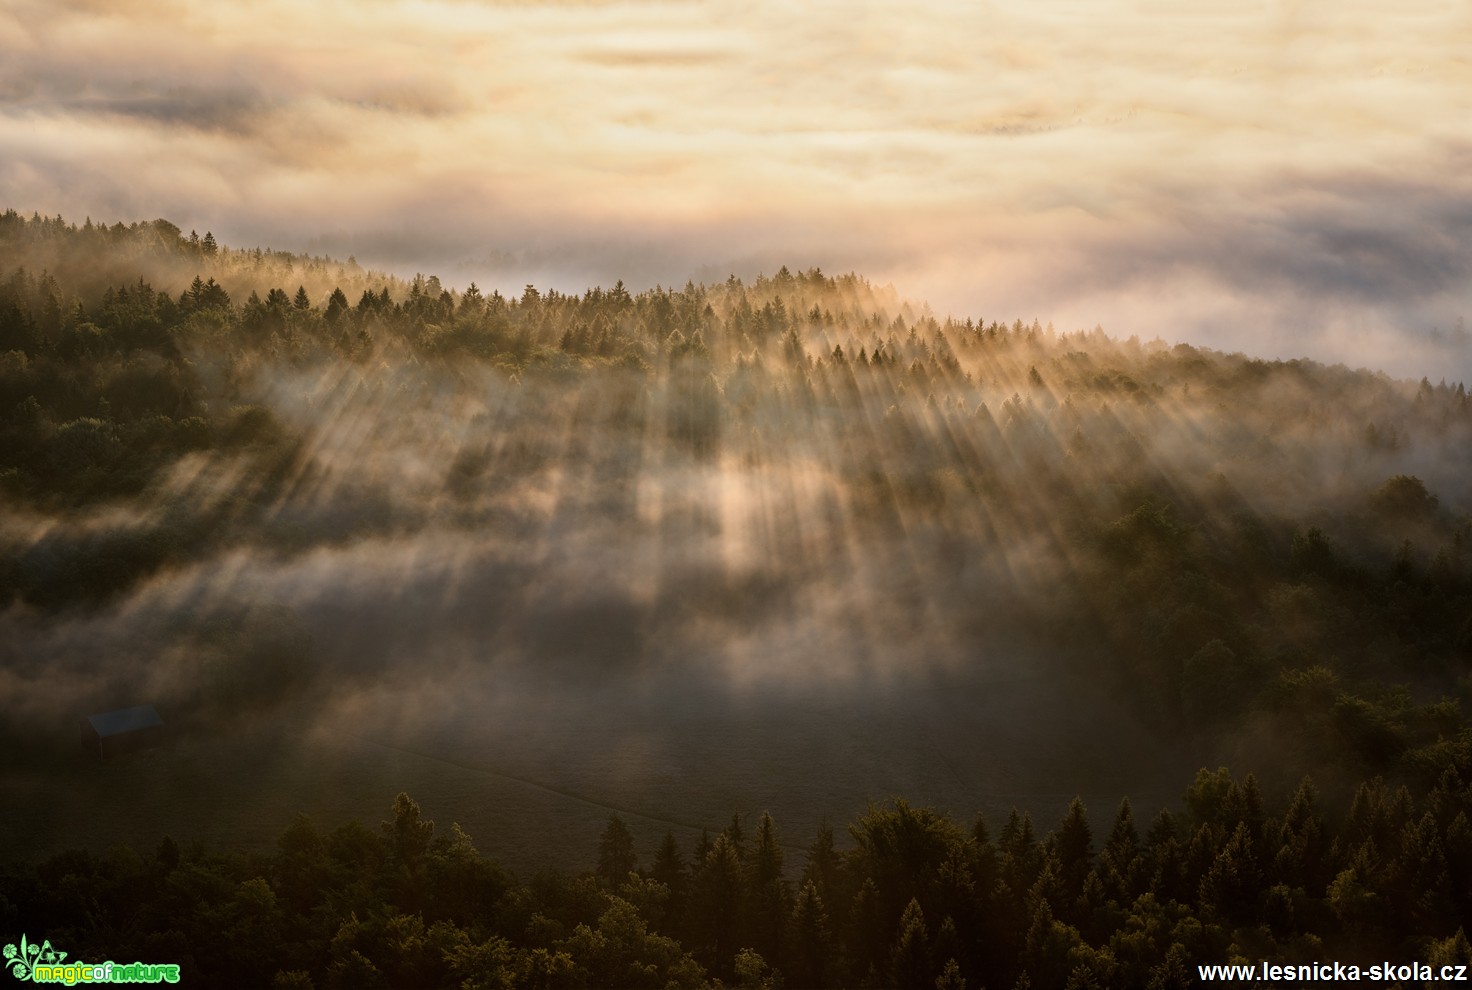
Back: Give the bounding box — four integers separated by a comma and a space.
890, 897, 931, 990
596, 815, 638, 888
787, 880, 832, 989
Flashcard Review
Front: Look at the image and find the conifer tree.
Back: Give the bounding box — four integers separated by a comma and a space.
747, 811, 788, 964
691, 834, 744, 974
802, 823, 845, 907
1198, 821, 1261, 925
890, 897, 932, 990
1101, 798, 1140, 903
652, 831, 686, 892
1000, 809, 1041, 904
325, 287, 349, 325
1053, 798, 1093, 903
787, 880, 832, 989
935, 957, 966, 990
596, 815, 638, 888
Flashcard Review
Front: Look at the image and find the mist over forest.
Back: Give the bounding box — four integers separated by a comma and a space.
2, 211, 1471, 986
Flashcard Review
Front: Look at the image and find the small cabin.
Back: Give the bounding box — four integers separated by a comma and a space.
81, 705, 165, 758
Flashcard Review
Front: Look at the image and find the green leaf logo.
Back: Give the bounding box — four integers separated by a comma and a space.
4, 935, 34, 980
3, 934, 65, 981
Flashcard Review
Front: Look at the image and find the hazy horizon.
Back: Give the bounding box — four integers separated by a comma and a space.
3, 0, 1471, 379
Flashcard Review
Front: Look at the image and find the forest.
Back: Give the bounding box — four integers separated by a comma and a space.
3, 779, 1471, 989
1, 209, 1470, 986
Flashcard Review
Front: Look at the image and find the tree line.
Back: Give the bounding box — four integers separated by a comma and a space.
3, 770, 1470, 989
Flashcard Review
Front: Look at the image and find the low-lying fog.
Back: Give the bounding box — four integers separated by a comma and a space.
3, 267, 1470, 870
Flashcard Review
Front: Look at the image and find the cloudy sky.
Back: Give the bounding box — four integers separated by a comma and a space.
3, 0, 1471, 376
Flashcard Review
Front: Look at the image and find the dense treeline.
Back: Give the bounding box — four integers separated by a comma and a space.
2, 775, 1470, 989
0, 209, 387, 317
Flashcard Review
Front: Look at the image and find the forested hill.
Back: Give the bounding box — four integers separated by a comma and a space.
3, 208, 1472, 776
0, 209, 394, 318
1, 210, 1471, 984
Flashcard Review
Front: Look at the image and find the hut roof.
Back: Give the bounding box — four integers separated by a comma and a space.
86, 705, 163, 738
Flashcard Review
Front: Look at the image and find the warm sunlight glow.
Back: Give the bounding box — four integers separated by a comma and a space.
3, 0, 1470, 374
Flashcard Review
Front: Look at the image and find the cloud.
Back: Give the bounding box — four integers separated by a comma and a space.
2, 0, 1470, 377
575, 48, 736, 69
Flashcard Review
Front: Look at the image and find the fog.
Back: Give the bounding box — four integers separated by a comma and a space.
2, 229, 1470, 868
3, 0, 1471, 378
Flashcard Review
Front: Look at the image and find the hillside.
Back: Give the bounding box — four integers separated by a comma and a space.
1, 209, 1470, 985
